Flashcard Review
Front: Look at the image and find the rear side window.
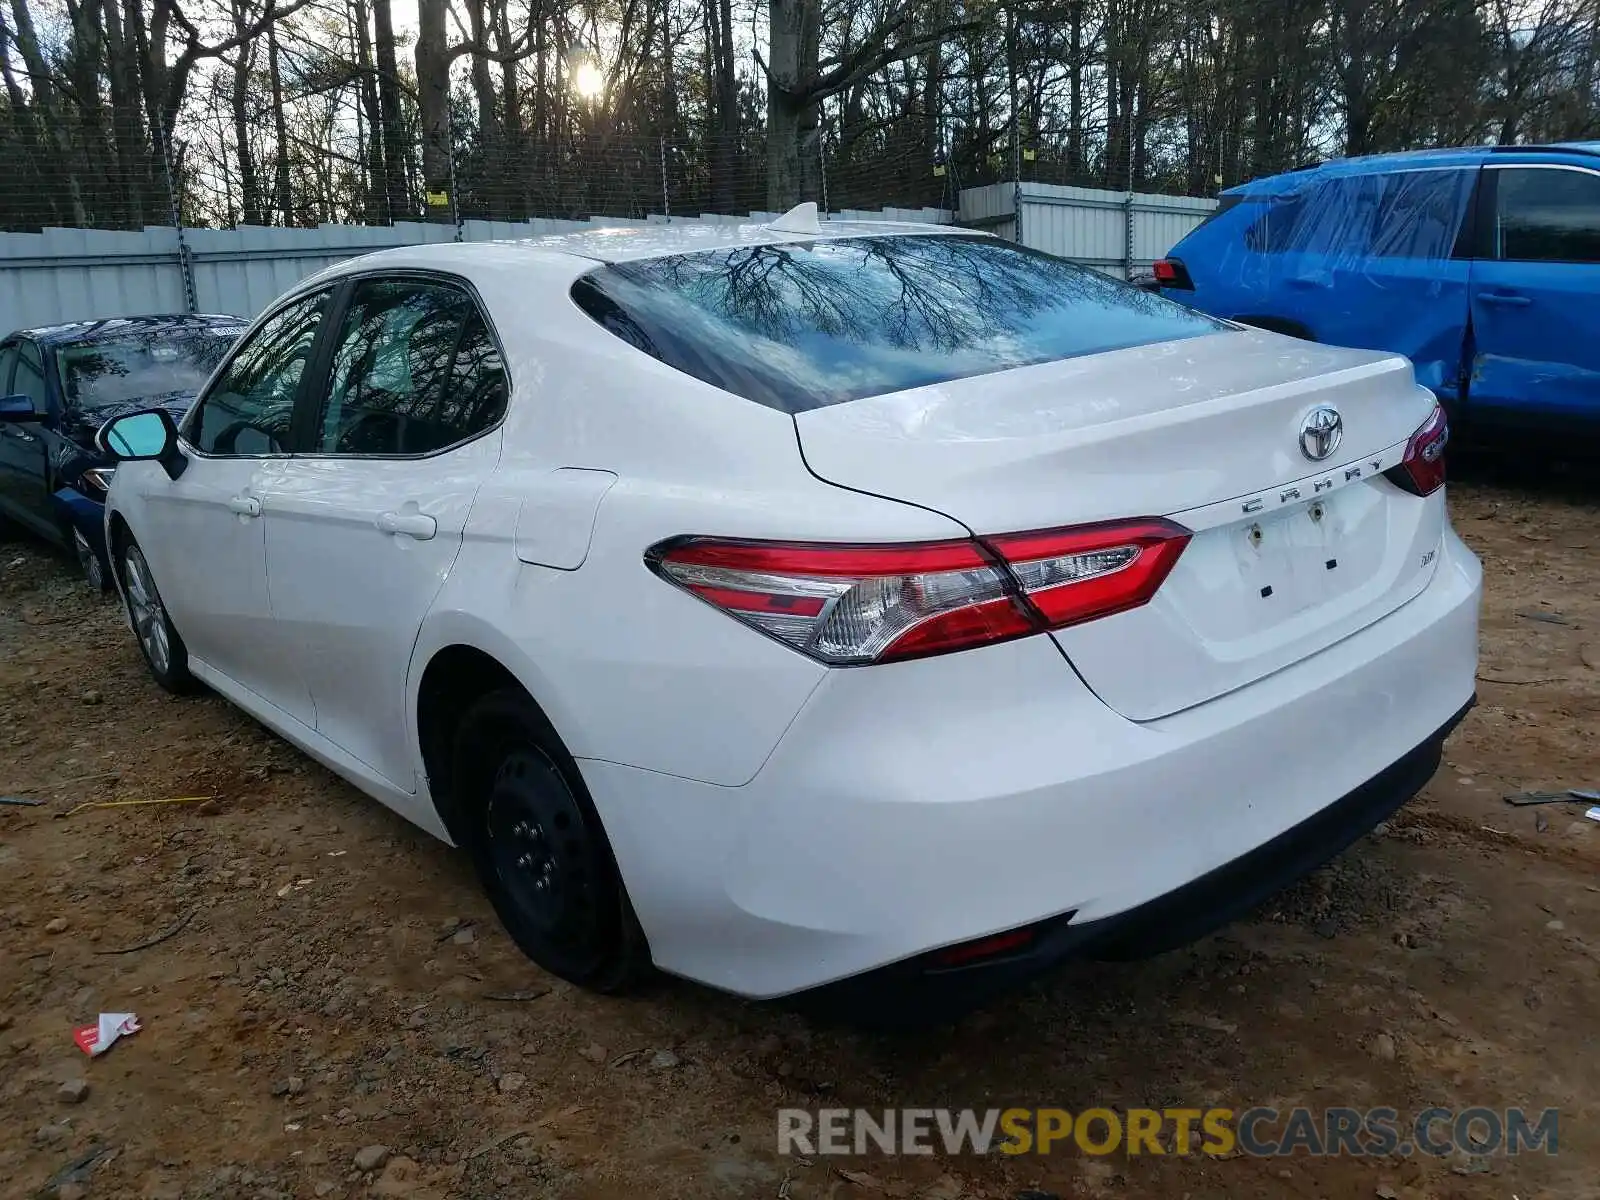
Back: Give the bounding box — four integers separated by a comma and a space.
1246, 169, 1473, 260
1495, 167, 1600, 263
1190, 192, 1244, 232
312, 279, 507, 456
1243, 194, 1310, 252
571, 235, 1225, 413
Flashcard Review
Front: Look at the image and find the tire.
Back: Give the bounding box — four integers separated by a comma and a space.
74, 529, 111, 594
453, 688, 651, 992
116, 538, 197, 693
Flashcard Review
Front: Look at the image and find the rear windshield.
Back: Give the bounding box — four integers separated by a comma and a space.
571, 234, 1226, 412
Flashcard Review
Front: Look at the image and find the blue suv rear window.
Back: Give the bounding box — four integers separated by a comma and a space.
1241, 169, 1474, 261
571, 234, 1226, 413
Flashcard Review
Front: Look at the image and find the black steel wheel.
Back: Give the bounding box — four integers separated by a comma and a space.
455, 689, 650, 992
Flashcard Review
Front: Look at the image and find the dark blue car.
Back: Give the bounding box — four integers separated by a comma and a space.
1155, 142, 1600, 443
0, 315, 246, 587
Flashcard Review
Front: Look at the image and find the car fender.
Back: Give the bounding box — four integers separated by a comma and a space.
404, 608, 589, 799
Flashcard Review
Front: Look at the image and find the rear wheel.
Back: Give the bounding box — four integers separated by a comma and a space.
117, 539, 196, 693
454, 689, 651, 992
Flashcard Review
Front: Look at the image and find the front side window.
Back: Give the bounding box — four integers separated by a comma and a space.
0, 344, 17, 395
190, 291, 329, 455
312, 278, 507, 456
571, 235, 1224, 413
1496, 167, 1600, 263
57, 328, 242, 413
13, 341, 48, 411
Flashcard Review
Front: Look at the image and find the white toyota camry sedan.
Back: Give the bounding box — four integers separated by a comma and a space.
98, 208, 1480, 1016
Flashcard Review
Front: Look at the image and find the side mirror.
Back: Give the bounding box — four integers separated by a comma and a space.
97, 409, 187, 480
0, 393, 44, 421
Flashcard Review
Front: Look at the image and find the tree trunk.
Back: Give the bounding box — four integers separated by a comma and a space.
416, 0, 453, 221
497, 0, 522, 218
102, 0, 149, 217
765, 0, 816, 210
231, 0, 262, 224
1068, 0, 1083, 176
268, 18, 293, 222
708, 0, 737, 212
351, 0, 385, 221
372, 0, 409, 220
467, 0, 495, 148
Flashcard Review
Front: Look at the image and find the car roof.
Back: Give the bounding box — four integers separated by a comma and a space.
11, 313, 248, 346
512, 217, 968, 264
1222, 141, 1600, 196
287, 217, 976, 294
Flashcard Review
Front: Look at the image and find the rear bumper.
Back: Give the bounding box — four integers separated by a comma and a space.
580, 527, 1482, 1001
796, 697, 1470, 1020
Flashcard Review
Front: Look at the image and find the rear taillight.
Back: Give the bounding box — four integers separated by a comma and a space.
1153, 257, 1194, 290
987, 519, 1192, 631
648, 518, 1191, 665
1385, 405, 1448, 496
932, 927, 1038, 968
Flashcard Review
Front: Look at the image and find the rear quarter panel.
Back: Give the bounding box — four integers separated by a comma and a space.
408, 256, 975, 789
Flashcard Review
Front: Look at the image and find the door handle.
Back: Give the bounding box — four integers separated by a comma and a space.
227, 494, 261, 517
1479, 291, 1531, 307
377, 510, 437, 540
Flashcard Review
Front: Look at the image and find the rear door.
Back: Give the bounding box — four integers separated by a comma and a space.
258, 274, 508, 793
0, 340, 60, 537
1261, 167, 1477, 401
1467, 161, 1600, 432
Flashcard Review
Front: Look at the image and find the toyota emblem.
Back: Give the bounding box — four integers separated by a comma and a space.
1299, 406, 1344, 462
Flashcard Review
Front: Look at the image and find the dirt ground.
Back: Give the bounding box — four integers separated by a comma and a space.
2, 464, 1598, 1200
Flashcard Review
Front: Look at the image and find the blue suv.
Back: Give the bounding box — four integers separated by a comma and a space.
1156, 143, 1600, 441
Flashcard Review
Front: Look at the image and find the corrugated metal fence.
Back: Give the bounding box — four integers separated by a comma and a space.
0, 207, 952, 332
960, 183, 1218, 278
0, 188, 1215, 332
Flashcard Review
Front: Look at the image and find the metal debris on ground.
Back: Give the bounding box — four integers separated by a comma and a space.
1503, 789, 1600, 807
33, 1144, 118, 1200
0, 796, 46, 806
1515, 609, 1572, 626
484, 988, 550, 1002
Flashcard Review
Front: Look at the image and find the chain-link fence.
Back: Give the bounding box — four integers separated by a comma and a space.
0, 106, 1223, 236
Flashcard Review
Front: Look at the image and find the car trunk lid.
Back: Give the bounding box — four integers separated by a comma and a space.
795, 329, 1446, 720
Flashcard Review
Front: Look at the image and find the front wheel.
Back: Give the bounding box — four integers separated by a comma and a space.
74, 529, 111, 594
117, 539, 196, 693
454, 689, 651, 993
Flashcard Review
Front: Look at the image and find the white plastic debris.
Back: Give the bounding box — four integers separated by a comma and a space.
74, 1012, 141, 1056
